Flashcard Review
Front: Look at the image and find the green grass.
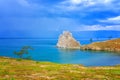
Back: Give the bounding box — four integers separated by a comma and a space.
0, 57, 120, 80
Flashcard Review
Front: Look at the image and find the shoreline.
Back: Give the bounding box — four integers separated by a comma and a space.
57, 38, 120, 52
0, 56, 120, 79
1, 56, 120, 67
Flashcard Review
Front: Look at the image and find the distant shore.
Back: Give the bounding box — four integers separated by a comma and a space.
81, 38, 120, 52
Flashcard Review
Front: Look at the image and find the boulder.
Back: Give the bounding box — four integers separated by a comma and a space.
57, 31, 81, 49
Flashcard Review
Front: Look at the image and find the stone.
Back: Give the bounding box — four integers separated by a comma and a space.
57, 31, 81, 49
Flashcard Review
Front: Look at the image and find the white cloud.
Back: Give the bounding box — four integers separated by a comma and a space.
17, 0, 40, 9
64, 0, 109, 6
100, 16, 120, 24
70, 0, 83, 5
56, 0, 117, 11
108, 16, 120, 21
17, 0, 30, 7
0, 0, 33, 8
75, 25, 120, 31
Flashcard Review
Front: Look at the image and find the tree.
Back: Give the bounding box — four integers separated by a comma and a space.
14, 46, 34, 59
90, 38, 93, 43
108, 36, 112, 40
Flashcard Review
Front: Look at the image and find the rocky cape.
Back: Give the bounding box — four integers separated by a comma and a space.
57, 31, 81, 49
57, 31, 120, 52
81, 38, 120, 52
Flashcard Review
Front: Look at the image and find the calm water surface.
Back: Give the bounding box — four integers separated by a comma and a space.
0, 38, 120, 66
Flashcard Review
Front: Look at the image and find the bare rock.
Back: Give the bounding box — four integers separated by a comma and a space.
57, 31, 81, 49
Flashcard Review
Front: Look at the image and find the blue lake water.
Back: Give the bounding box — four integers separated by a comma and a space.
0, 38, 120, 66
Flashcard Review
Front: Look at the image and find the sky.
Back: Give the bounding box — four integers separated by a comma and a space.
0, 0, 120, 38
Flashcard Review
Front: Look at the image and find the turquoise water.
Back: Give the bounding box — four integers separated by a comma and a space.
0, 39, 120, 66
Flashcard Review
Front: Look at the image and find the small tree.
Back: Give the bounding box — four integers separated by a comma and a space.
108, 36, 112, 40
14, 46, 34, 59
90, 38, 93, 43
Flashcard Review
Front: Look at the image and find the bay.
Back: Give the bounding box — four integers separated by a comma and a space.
0, 38, 120, 66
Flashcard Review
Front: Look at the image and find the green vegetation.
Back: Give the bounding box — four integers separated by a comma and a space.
108, 36, 112, 40
14, 46, 33, 59
0, 57, 120, 80
90, 38, 93, 42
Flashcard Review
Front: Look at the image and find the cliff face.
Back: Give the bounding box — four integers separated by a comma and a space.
57, 31, 80, 49
81, 38, 120, 52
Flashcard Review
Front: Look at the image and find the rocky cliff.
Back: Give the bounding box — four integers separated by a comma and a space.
57, 31, 81, 49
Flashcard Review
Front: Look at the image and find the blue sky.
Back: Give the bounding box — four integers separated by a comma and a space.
0, 0, 120, 37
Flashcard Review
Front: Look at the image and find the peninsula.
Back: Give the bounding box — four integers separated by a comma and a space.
57, 31, 120, 52
81, 38, 120, 52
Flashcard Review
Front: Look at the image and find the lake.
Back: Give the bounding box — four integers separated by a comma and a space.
0, 38, 120, 66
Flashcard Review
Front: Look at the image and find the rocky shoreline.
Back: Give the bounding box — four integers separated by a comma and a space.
57, 31, 120, 52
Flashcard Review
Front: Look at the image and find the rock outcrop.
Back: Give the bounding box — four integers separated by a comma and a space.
81, 38, 120, 52
57, 31, 81, 49
57, 31, 120, 52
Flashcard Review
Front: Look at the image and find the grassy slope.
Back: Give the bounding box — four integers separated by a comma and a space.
0, 57, 120, 80
82, 38, 120, 52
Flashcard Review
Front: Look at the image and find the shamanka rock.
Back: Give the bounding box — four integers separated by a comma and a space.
57, 31, 81, 49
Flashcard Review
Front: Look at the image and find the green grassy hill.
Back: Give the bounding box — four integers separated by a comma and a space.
0, 57, 120, 80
